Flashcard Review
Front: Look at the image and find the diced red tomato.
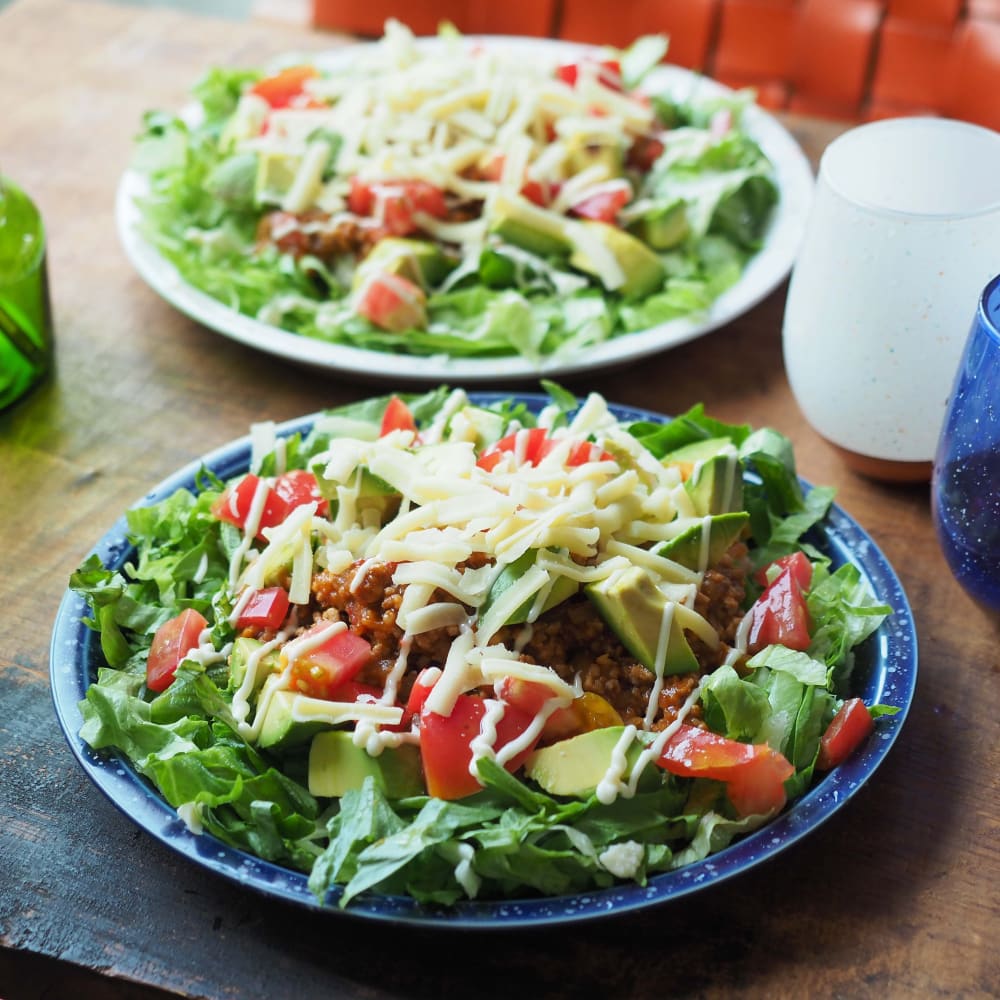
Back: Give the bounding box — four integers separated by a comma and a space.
556, 59, 623, 91
753, 551, 813, 590
348, 179, 447, 236
747, 564, 812, 653
355, 272, 428, 332
477, 429, 613, 472
496, 677, 564, 717
236, 587, 290, 631
419, 694, 538, 800
211, 473, 287, 538
655, 723, 794, 818
146, 608, 209, 692
726, 750, 797, 817
250, 65, 320, 109
324, 679, 383, 703
380, 395, 418, 436
479, 155, 559, 206
627, 135, 665, 172
568, 181, 631, 223
288, 623, 372, 699
273, 469, 328, 518
816, 698, 874, 771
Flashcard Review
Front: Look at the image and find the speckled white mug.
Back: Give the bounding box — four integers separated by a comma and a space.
782, 118, 1000, 479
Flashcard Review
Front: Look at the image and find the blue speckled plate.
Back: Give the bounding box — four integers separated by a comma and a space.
50, 396, 917, 927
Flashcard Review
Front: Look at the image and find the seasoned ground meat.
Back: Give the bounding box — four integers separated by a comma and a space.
311, 561, 464, 696
256, 210, 382, 260
309, 545, 749, 727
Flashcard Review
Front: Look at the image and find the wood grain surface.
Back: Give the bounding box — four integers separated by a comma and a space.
1, 2, 997, 997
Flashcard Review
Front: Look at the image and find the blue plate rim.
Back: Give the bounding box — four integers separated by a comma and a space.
49, 395, 918, 928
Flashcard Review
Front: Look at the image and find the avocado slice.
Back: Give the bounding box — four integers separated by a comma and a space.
256, 690, 333, 751
308, 731, 424, 798
653, 511, 749, 572
480, 549, 579, 626
446, 404, 507, 450
629, 201, 690, 250
584, 566, 699, 675
524, 726, 659, 798
686, 453, 743, 517
564, 135, 624, 178
568, 220, 665, 299
489, 190, 572, 257
310, 463, 401, 523
256, 689, 403, 751
352, 237, 456, 291
229, 636, 279, 696
663, 438, 743, 517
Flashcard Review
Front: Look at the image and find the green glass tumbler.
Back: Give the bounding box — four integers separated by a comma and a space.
0, 175, 54, 411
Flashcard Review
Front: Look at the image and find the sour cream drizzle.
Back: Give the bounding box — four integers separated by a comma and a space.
595, 678, 705, 806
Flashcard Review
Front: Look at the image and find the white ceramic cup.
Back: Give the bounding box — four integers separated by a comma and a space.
782, 117, 1000, 480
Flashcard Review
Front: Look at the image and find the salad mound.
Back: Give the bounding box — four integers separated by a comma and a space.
131, 22, 778, 363
72, 387, 895, 908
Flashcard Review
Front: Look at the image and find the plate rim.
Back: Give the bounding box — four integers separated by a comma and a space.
50, 395, 917, 928
115, 36, 815, 383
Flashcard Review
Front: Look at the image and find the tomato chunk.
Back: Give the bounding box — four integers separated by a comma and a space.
250, 65, 320, 109
569, 181, 631, 223
655, 723, 794, 818
236, 587, 290, 631
289, 623, 372, 699
274, 469, 328, 518
348, 179, 447, 235
146, 609, 208, 692
816, 698, 875, 770
380, 395, 418, 436
211, 473, 288, 537
355, 272, 428, 332
419, 694, 538, 800
753, 551, 813, 590
747, 565, 812, 653
555, 59, 622, 90
477, 429, 612, 472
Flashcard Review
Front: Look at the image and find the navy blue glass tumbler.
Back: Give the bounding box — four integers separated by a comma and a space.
932, 273, 1000, 609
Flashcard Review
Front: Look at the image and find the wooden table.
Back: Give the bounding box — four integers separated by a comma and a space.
1, 1, 996, 996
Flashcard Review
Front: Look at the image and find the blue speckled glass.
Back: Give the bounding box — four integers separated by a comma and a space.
932, 274, 1000, 609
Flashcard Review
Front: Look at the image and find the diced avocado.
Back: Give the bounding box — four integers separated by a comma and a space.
256, 690, 332, 751
310, 462, 401, 522
568, 220, 665, 299
229, 636, 280, 696
447, 404, 507, 450
662, 438, 744, 518
255, 150, 300, 207
353, 238, 456, 292
308, 731, 424, 798
686, 452, 743, 518
489, 190, 572, 257
565, 136, 624, 179
662, 436, 734, 465
629, 201, 690, 250
205, 153, 258, 211
481, 549, 579, 626
653, 511, 749, 571
524, 726, 659, 798
585, 566, 698, 675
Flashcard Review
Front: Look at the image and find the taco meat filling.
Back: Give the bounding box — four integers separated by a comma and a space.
308, 542, 751, 735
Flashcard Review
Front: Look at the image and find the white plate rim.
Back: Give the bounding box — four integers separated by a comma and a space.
115, 35, 815, 382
